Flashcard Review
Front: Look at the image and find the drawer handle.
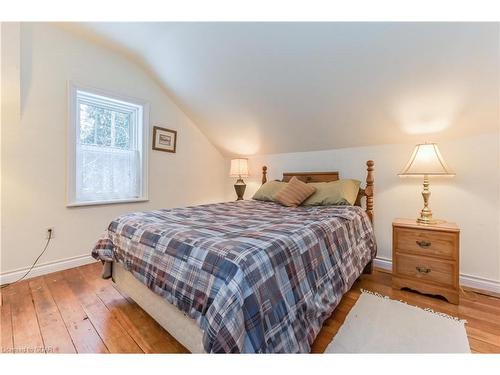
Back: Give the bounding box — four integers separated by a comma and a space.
416, 266, 431, 274
416, 240, 431, 248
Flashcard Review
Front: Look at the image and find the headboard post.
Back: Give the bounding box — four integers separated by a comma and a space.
262, 166, 267, 185
365, 160, 374, 223
260, 161, 374, 224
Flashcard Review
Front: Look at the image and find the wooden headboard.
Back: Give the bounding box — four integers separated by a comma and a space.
261, 160, 374, 223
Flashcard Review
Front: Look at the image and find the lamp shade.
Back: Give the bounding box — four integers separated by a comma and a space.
399, 143, 455, 176
230, 158, 249, 177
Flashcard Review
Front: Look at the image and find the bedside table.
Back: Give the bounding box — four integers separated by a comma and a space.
392, 218, 460, 304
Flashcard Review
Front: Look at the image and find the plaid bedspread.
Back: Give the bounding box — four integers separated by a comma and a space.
91, 200, 376, 353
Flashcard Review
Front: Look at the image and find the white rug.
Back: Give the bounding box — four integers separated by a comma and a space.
325, 290, 470, 353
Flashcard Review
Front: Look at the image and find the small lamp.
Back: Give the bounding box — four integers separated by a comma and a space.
399, 143, 455, 224
230, 158, 249, 200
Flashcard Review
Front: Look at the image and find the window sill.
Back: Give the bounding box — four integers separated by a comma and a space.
67, 197, 149, 208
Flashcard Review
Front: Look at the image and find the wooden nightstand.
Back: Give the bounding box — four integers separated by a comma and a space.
392, 218, 460, 304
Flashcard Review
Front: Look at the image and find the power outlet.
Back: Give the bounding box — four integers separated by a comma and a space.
46, 228, 55, 239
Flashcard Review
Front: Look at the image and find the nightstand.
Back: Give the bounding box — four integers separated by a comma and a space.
392, 218, 460, 304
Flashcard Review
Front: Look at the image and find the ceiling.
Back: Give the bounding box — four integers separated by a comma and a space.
61, 22, 499, 156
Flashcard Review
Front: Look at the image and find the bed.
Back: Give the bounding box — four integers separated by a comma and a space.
91, 161, 376, 353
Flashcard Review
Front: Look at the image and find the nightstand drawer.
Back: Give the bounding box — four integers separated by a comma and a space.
394, 227, 457, 259
394, 253, 457, 288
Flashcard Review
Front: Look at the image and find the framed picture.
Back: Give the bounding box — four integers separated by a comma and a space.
152, 126, 177, 153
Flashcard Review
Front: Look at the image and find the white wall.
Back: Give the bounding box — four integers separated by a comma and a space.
1, 23, 226, 279
226, 133, 500, 289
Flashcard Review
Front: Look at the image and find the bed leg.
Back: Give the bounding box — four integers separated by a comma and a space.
362, 261, 373, 274
102, 261, 113, 279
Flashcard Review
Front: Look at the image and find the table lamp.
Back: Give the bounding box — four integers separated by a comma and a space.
399, 143, 455, 224
230, 158, 249, 200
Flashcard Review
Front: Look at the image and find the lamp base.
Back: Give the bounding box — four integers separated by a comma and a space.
417, 174, 436, 224
416, 216, 437, 225
234, 178, 246, 201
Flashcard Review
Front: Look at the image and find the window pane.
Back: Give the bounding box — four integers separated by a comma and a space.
79, 103, 96, 145
78, 146, 139, 200
73, 87, 144, 204
114, 112, 131, 149
79, 102, 131, 149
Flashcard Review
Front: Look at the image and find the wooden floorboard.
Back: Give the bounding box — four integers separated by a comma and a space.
28, 277, 77, 353
44, 271, 109, 353
61, 267, 142, 353
0, 303, 14, 353
1, 264, 499, 353
2, 280, 45, 353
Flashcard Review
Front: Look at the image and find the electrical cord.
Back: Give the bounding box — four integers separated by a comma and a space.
1, 230, 52, 289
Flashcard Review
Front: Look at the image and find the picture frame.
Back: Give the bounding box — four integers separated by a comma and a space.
152, 126, 177, 153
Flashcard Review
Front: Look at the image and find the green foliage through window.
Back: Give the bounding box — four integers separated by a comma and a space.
79, 103, 131, 149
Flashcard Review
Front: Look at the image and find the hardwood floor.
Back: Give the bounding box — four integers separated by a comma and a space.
1, 263, 499, 353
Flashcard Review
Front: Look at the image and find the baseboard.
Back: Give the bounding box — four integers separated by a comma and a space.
373, 257, 500, 295
0, 254, 97, 285
373, 257, 392, 271
459, 273, 500, 297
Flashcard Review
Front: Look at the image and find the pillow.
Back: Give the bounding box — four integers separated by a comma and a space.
302, 179, 361, 206
252, 180, 287, 202
274, 176, 316, 207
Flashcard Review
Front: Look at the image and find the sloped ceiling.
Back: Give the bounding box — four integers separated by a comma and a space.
61, 22, 499, 156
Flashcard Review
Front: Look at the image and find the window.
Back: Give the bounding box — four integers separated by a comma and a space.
68, 83, 149, 206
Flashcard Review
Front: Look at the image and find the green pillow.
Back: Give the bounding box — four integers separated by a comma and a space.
302, 179, 361, 206
252, 180, 287, 202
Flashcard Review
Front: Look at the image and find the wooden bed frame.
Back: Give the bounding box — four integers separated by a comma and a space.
261, 160, 375, 273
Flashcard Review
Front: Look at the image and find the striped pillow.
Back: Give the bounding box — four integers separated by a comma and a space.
274, 176, 317, 207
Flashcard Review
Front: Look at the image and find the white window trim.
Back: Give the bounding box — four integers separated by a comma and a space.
67, 81, 149, 207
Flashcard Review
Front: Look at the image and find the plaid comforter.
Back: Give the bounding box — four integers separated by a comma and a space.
91, 200, 376, 353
